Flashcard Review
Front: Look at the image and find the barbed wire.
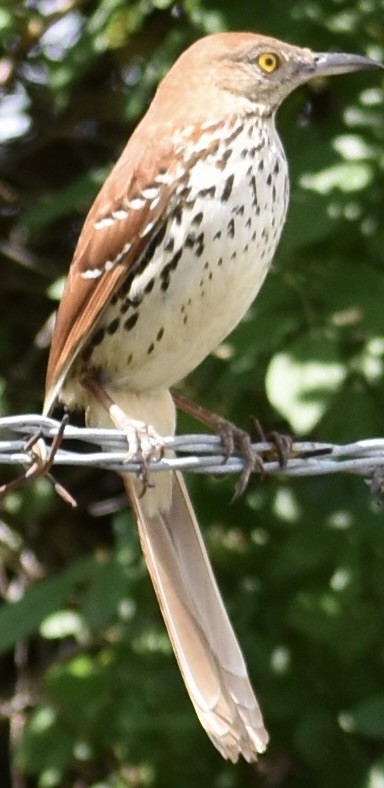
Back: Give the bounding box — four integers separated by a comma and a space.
1, 415, 384, 488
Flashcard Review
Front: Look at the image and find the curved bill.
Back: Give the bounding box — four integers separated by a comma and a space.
312, 51, 383, 77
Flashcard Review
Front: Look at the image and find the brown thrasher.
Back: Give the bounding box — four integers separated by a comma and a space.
43, 33, 381, 762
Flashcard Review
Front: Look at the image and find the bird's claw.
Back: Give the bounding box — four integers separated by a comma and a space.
219, 417, 294, 500
217, 421, 265, 500
120, 418, 164, 496
251, 417, 293, 468
123, 419, 164, 464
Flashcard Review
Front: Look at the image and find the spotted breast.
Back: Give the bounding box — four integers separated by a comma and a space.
63, 111, 288, 403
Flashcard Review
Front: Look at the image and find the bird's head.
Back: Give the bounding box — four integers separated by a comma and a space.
153, 32, 382, 121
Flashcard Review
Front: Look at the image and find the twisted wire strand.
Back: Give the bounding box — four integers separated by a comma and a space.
0, 415, 383, 482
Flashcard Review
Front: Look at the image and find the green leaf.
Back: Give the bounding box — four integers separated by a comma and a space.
345, 696, 384, 738
266, 330, 346, 433
40, 609, 90, 641
288, 591, 379, 661
362, 757, 384, 788
14, 705, 76, 783
18, 168, 108, 233
300, 161, 373, 194
81, 555, 135, 630
0, 557, 94, 654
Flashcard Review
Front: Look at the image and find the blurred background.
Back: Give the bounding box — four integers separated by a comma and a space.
1, 1, 384, 786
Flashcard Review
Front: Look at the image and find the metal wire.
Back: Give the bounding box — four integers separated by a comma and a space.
1, 414, 384, 483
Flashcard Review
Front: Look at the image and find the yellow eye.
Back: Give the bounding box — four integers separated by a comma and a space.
257, 52, 281, 73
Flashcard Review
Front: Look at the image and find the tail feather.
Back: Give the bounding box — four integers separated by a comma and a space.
124, 470, 268, 762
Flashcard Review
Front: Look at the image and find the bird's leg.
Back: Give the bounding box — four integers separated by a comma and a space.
83, 374, 164, 471
172, 392, 265, 497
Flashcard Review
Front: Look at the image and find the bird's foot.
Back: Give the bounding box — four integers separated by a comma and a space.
116, 414, 164, 465
173, 392, 268, 497
217, 420, 264, 500
113, 414, 164, 496
221, 418, 294, 499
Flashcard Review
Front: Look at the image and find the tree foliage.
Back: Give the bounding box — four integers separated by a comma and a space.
1, 1, 384, 786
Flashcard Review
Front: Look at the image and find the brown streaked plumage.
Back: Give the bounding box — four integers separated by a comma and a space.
44, 32, 381, 761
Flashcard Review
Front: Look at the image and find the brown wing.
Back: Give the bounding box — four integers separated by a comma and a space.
44, 126, 181, 414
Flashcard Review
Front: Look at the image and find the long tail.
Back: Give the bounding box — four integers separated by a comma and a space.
85, 387, 268, 760
124, 469, 268, 762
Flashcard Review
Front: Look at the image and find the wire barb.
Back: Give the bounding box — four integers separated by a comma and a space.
0, 416, 384, 497
0, 415, 77, 506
